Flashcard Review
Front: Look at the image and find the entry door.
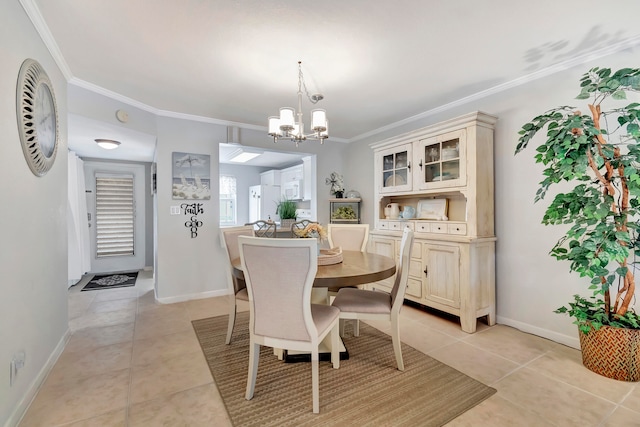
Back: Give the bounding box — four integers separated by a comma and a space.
84, 162, 146, 274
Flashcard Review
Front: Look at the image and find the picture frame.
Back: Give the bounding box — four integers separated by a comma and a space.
417, 198, 448, 220
171, 152, 211, 200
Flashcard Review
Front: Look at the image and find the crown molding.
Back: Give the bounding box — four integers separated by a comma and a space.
348, 34, 640, 143
20, 0, 73, 80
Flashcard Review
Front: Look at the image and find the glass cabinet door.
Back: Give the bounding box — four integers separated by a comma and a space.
378, 144, 412, 193
417, 129, 466, 190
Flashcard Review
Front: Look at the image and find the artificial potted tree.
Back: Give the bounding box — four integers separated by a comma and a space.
516, 67, 640, 381
276, 198, 297, 230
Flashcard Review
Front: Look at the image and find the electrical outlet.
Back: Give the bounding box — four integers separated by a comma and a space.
170, 206, 181, 215
9, 352, 25, 387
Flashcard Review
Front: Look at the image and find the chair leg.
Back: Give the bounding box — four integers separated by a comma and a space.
338, 319, 345, 337
391, 316, 404, 371
225, 295, 237, 345
311, 348, 320, 413
331, 324, 340, 369
354, 319, 360, 337
245, 342, 260, 400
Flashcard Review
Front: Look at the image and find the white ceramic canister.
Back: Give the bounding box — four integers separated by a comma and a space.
386, 203, 400, 219
384, 206, 391, 219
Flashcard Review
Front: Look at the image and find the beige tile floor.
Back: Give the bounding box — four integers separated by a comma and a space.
18, 270, 640, 426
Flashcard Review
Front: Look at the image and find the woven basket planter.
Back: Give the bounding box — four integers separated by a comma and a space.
579, 325, 640, 382
280, 219, 296, 231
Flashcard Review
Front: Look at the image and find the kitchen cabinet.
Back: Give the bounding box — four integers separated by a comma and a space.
280, 164, 303, 200
369, 111, 497, 333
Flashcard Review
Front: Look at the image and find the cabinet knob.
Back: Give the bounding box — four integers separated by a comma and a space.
407, 161, 411, 171
418, 160, 423, 170
424, 266, 428, 277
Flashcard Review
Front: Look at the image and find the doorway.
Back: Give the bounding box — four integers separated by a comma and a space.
84, 161, 146, 274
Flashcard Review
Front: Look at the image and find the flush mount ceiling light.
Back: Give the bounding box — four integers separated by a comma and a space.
95, 139, 121, 150
268, 61, 328, 147
229, 149, 260, 163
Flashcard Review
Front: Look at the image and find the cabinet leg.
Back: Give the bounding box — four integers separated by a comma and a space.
486, 308, 496, 326
460, 315, 477, 334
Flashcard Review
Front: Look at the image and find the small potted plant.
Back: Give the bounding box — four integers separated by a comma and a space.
276, 198, 297, 229
515, 67, 640, 381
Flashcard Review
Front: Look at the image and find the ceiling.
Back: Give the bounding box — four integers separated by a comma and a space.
28, 0, 640, 165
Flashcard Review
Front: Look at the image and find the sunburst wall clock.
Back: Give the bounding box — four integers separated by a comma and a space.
16, 58, 59, 176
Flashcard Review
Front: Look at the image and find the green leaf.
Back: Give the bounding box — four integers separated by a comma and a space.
612, 90, 627, 100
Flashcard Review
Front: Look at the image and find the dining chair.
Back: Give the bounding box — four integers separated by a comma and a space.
291, 219, 318, 237
220, 225, 255, 344
244, 220, 277, 237
238, 236, 340, 414
331, 227, 414, 371
326, 224, 371, 331
327, 223, 370, 252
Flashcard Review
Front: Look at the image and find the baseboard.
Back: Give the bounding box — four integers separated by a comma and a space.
4, 328, 71, 427
156, 289, 228, 304
496, 315, 580, 349
143, 266, 153, 271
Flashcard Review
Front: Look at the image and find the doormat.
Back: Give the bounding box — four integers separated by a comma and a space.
81, 271, 138, 291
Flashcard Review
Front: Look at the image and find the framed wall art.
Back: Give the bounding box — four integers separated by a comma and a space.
172, 152, 211, 200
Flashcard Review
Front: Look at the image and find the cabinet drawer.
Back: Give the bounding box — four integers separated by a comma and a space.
388, 221, 405, 231
378, 221, 389, 230
415, 221, 430, 233
448, 223, 467, 235
406, 278, 422, 298
431, 223, 448, 234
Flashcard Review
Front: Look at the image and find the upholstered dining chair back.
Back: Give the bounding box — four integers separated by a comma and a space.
327, 223, 370, 252
221, 225, 255, 293
220, 225, 255, 344
238, 236, 340, 413
239, 237, 319, 340
244, 220, 277, 237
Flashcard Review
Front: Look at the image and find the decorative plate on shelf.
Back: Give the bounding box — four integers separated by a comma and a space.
385, 174, 406, 187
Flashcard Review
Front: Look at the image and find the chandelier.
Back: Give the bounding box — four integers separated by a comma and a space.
268, 61, 328, 146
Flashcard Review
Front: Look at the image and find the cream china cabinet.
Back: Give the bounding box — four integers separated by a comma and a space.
369, 111, 497, 333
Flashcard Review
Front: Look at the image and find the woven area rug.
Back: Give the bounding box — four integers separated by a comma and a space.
81, 271, 138, 291
192, 313, 496, 426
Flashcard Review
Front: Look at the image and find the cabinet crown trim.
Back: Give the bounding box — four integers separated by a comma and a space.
369, 111, 497, 150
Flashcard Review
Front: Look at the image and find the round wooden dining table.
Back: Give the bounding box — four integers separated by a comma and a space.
231, 250, 396, 288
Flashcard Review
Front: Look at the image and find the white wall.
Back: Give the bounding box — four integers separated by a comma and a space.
344, 48, 640, 348
154, 117, 229, 302
0, 2, 69, 425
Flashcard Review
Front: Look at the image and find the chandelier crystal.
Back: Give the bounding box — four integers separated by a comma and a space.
268, 61, 328, 146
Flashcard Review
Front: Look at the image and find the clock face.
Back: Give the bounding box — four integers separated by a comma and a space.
34, 83, 56, 158
16, 59, 59, 176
